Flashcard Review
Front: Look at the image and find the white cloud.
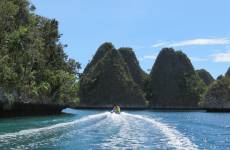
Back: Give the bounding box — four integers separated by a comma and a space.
212, 52, 230, 62
169, 38, 230, 47
152, 38, 230, 48
152, 42, 168, 48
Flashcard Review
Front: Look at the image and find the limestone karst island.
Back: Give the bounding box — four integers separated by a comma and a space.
0, 0, 230, 149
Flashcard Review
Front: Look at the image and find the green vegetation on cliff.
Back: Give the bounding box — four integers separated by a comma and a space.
0, 0, 80, 110
79, 43, 146, 106
202, 67, 230, 109
148, 48, 206, 108
83, 42, 114, 74
202, 77, 230, 108
196, 69, 214, 86
225, 67, 230, 77
118, 48, 147, 90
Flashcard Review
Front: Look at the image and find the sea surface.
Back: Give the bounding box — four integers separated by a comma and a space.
0, 109, 230, 150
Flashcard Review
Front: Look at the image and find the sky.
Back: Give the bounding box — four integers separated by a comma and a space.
31, 0, 230, 78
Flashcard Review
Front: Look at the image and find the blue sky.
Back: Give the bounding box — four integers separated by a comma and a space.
31, 0, 230, 78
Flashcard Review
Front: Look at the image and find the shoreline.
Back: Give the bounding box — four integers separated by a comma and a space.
72, 106, 230, 112
0, 103, 66, 118
0, 105, 230, 118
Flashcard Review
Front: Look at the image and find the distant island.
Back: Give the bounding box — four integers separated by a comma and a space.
79, 42, 230, 111
1, 0, 230, 116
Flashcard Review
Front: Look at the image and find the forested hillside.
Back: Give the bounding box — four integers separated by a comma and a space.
79, 43, 146, 107
0, 0, 80, 112
148, 48, 206, 108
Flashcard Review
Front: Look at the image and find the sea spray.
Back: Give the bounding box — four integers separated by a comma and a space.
122, 112, 198, 150
0, 112, 109, 140
0, 111, 198, 150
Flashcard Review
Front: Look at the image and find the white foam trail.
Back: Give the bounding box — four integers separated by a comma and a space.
123, 113, 198, 150
0, 111, 198, 150
76, 113, 112, 134
0, 112, 109, 139
102, 113, 143, 149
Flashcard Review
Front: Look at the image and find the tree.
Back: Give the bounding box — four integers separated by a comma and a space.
202, 77, 230, 108
0, 0, 81, 109
196, 69, 214, 86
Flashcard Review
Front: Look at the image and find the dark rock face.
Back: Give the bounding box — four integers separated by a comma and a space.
196, 69, 214, 86
0, 88, 7, 104
118, 48, 147, 89
203, 77, 230, 109
225, 67, 230, 77
148, 48, 206, 108
0, 103, 65, 117
79, 43, 146, 106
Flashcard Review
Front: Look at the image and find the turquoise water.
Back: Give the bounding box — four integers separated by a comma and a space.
0, 109, 230, 150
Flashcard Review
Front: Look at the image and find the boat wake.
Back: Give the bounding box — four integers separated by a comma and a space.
0, 112, 109, 139
122, 112, 198, 150
0, 111, 198, 150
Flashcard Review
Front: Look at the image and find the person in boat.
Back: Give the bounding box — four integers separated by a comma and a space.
111, 104, 121, 114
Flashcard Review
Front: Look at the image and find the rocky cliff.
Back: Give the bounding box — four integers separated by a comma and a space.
225, 67, 230, 77
203, 77, 230, 109
148, 48, 206, 108
79, 43, 146, 106
118, 47, 147, 90
196, 69, 214, 86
